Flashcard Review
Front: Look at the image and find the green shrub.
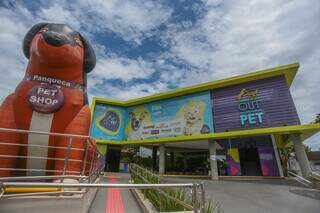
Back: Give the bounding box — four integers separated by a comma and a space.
130, 164, 223, 212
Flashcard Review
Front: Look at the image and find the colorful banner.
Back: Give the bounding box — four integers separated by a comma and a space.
125, 91, 214, 140
257, 147, 279, 176
90, 103, 126, 140
212, 76, 300, 132
226, 148, 241, 176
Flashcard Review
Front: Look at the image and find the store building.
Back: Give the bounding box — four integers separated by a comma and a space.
89, 63, 320, 179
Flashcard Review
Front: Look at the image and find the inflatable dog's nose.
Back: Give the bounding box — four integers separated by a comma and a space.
42, 31, 70, 47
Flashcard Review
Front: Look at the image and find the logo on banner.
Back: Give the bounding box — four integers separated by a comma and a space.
27, 83, 64, 113
236, 88, 264, 126
97, 109, 121, 135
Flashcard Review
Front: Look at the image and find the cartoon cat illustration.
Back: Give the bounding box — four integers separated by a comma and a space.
182, 101, 210, 135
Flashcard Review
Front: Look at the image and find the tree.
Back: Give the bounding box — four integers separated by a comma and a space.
315, 113, 320, 123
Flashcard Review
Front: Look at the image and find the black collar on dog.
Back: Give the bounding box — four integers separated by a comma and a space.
24, 74, 85, 91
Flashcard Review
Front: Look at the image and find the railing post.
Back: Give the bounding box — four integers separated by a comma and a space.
200, 182, 206, 213
192, 184, 198, 213
88, 150, 96, 183
0, 182, 4, 198
61, 137, 72, 182
81, 142, 89, 177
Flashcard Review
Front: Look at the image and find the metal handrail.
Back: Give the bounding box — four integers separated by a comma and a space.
0, 127, 104, 155
310, 171, 320, 181
2, 182, 194, 188
0, 175, 87, 182
0, 128, 90, 139
0, 168, 81, 174
131, 166, 193, 210
288, 171, 313, 188
0, 127, 105, 197
130, 163, 206, 213
2, 190, 86, 198
0, 142, 85, 151
0, 154, 83, 162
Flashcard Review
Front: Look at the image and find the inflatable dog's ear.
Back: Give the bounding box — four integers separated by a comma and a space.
23, 23, 48, 59
80, 34, 96, 73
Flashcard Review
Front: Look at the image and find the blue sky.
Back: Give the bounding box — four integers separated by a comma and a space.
0, 0, 320, 149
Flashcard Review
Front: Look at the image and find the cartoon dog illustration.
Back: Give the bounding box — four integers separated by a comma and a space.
0, 23, 96, 178
126, 107, 150, 140
182, 101, 210, 135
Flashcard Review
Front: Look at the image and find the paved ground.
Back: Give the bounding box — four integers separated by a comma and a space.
89, 173, 320, 213
89, 173, 141, 213
164, 177, 320, 213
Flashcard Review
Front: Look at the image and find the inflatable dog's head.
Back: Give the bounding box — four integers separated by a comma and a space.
23, 23, 96, 74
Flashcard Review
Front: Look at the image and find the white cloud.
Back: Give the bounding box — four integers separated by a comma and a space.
0, 0, 319, 149
36, 0, 172, 44
88, 80, 169, 101
168, 0, 320, 123
91, 56, 155, 82
0, 5, 32, 99
164, 0, 320, 149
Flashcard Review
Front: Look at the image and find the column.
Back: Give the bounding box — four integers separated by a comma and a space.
271, 134, 284, 177
159, 144, 165, 174
152, 146, 157, 171
209, 141, 218, 180
291, 133, 312, 178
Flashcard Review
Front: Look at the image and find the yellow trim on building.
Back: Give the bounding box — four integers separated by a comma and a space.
92, 63, 299, 107
89, 62, 320, 146
95, 124, 320, 145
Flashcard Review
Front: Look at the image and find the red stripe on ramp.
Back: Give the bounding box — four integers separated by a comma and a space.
106, 174, 125, 213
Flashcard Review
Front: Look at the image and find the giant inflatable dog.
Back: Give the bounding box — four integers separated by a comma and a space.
0, 23, 96, 178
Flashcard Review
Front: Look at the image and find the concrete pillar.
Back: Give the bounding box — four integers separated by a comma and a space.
152, 146, 157, 171
271, 134, 284, 177
291, 134, 312, 178
209, 141, 218, 180
159, 144, 165, 174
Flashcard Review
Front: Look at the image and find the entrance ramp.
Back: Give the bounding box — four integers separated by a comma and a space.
288, 171, 320, 200
89, 173, 141, 213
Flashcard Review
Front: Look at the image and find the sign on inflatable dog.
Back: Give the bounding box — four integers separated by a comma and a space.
0, 23, 96, 178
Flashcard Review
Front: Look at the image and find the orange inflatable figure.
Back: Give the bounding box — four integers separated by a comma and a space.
0, 23, 96, 178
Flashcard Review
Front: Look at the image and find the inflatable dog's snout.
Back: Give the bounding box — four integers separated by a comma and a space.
42, 31, 72, 47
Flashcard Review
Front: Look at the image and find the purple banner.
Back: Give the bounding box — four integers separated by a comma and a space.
212, 76, 300, 132
226, 148, 241, 176
257, 147, 279, 176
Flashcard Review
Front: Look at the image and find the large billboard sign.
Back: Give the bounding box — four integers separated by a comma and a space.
125, 91, 214, 140
90, 91, 214, 141
212, 76, 300, 132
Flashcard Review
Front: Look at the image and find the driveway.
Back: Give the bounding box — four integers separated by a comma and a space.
164, 177, 320, 213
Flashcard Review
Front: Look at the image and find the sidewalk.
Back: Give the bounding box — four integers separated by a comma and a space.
164, 177, 320, 213
89, 173, 141, 213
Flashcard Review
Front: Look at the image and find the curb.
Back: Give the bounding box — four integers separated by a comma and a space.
130, 188, 157, 213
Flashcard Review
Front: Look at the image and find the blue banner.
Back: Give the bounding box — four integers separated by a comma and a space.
90, 103, 126, 140
125, 91, 214, 140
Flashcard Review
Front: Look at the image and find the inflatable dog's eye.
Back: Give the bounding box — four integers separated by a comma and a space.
39, 27, 49, 33
74, 37, 83, 47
